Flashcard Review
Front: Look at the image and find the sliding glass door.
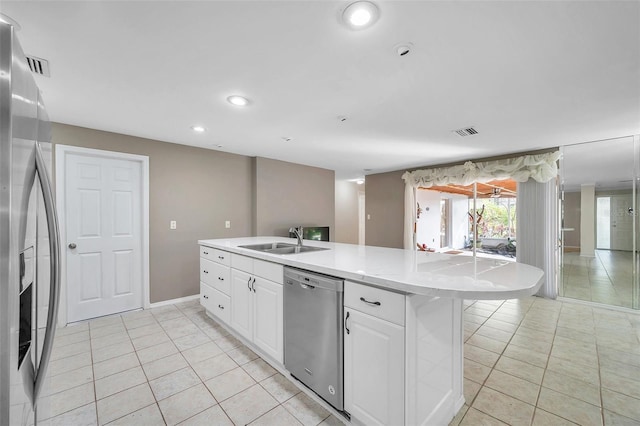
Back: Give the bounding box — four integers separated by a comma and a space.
559, 135, 640, 309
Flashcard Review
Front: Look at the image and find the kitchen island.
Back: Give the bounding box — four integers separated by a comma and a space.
198, 237, 544, 426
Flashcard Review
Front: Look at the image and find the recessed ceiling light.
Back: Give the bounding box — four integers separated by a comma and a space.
191, 125, 206, 133
227, 95, 250, 107
342, 1, 379, 30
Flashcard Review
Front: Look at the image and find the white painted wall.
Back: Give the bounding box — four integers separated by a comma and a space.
415, 189, 442, 249
580, 184, 596, 257
449, 194, 470, 249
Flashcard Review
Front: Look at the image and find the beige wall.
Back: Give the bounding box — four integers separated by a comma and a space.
254, 157, 335, 238
365, 170, 405, 248
335, 180, 363, 244
53, 123, 254, 303
563, 191, 581, 248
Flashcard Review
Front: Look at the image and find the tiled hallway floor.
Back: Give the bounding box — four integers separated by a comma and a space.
44, 297, 640, 425
562, 250, 636, 308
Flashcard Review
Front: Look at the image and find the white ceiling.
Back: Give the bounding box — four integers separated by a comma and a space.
4, 1, 640, 179
561, 136, 637, 192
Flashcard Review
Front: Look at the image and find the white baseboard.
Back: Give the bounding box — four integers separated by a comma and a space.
149, 294, 199, 308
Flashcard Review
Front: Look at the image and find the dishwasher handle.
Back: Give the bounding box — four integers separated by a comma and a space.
300, 283, 315, 290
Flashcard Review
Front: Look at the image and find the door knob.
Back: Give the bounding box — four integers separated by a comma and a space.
68, 243, 77, 249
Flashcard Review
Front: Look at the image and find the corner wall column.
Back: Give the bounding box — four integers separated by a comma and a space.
580, 184, 596, 257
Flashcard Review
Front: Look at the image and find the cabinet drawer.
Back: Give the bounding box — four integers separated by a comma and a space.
200, 282, 215, 312
210, 287, 231, 324
200, 246, 230, 266
254, 259, 283, 284
345, 281, 405, 326
201, 259, 230, 294
231, 253, 253, 273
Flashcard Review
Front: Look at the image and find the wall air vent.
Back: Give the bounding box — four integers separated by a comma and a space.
453, 127, 478, 137
25, 55, 50, 77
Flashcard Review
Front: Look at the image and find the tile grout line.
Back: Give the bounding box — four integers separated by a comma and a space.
530, 300, 562, 426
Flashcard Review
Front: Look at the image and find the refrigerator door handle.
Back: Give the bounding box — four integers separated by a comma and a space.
32, 142, 61, 403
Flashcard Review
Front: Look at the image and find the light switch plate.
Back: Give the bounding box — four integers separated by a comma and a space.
170, 220, 177, 230
225, 220, 231, 229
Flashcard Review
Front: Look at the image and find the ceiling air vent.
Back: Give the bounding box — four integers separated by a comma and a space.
453, 127, 478, 137
25, 55, 50, 77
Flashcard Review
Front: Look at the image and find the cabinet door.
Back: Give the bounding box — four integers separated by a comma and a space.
230, 269, 253, 341
344, 309, 404, 426
252, 277, 283, 363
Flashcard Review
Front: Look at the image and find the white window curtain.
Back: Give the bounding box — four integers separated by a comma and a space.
516, 179, 558, 298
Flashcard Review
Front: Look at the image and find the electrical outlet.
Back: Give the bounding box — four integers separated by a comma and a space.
225, 220, 231, 229
170, 220, 177, 230
367, 214, 371, 220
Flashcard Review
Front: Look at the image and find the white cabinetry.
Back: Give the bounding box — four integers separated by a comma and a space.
344, 281, 405, 426
200, 247, 231, 323
229, 254, 284, 363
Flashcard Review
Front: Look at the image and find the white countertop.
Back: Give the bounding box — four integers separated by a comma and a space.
198, 237, 544, 300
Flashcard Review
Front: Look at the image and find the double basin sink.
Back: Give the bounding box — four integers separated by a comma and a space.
238, 242, 328, 255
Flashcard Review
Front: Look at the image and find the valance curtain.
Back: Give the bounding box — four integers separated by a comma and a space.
401, 151, 561, 189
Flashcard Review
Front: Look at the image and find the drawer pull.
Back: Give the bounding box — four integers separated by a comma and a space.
203, 251, 209, 255
218, 255, 225, 260
252, 278, 256, 293
203, 295, 209, 299
345, 311, 350, 334
218, 277, 224, 281
247, 277, 252, 291
360, 297, 381, 306
203, 270, 209, 274
218, 304, 225, 310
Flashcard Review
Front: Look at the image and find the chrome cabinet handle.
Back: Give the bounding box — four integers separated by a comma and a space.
203, 270, 209, 274
247, 277, 252, 291
252, 278, 256, 293
218, 305, 224, 310
218, 255, 224, 260
203, 251, 209, 255
360, 297, 381, 306
33, 143, 61, 402
345, 311, 350, 334
218, 277, 224, 281
203, 294, 209, 299
68, 243, 77, 249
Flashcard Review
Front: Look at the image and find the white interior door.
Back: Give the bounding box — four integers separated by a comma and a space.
65, 151, 143, 322
611, 194, 633, 251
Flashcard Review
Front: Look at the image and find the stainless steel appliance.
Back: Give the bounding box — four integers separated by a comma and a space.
0, 19, 61, 425
283, 267, 344, 411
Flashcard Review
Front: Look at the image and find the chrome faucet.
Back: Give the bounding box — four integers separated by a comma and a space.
289, 226, 304, 247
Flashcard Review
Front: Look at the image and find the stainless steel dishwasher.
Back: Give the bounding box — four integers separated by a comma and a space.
284, 267, 344, 411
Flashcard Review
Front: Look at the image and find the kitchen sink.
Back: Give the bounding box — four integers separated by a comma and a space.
238, 242, 329, 254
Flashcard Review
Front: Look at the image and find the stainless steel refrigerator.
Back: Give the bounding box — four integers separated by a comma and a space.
0, 20, 61, 425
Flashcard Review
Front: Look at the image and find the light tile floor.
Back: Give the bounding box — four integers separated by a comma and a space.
454, 297, 640, 425
43, 296, 640, 425
562, 250, 636, 308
